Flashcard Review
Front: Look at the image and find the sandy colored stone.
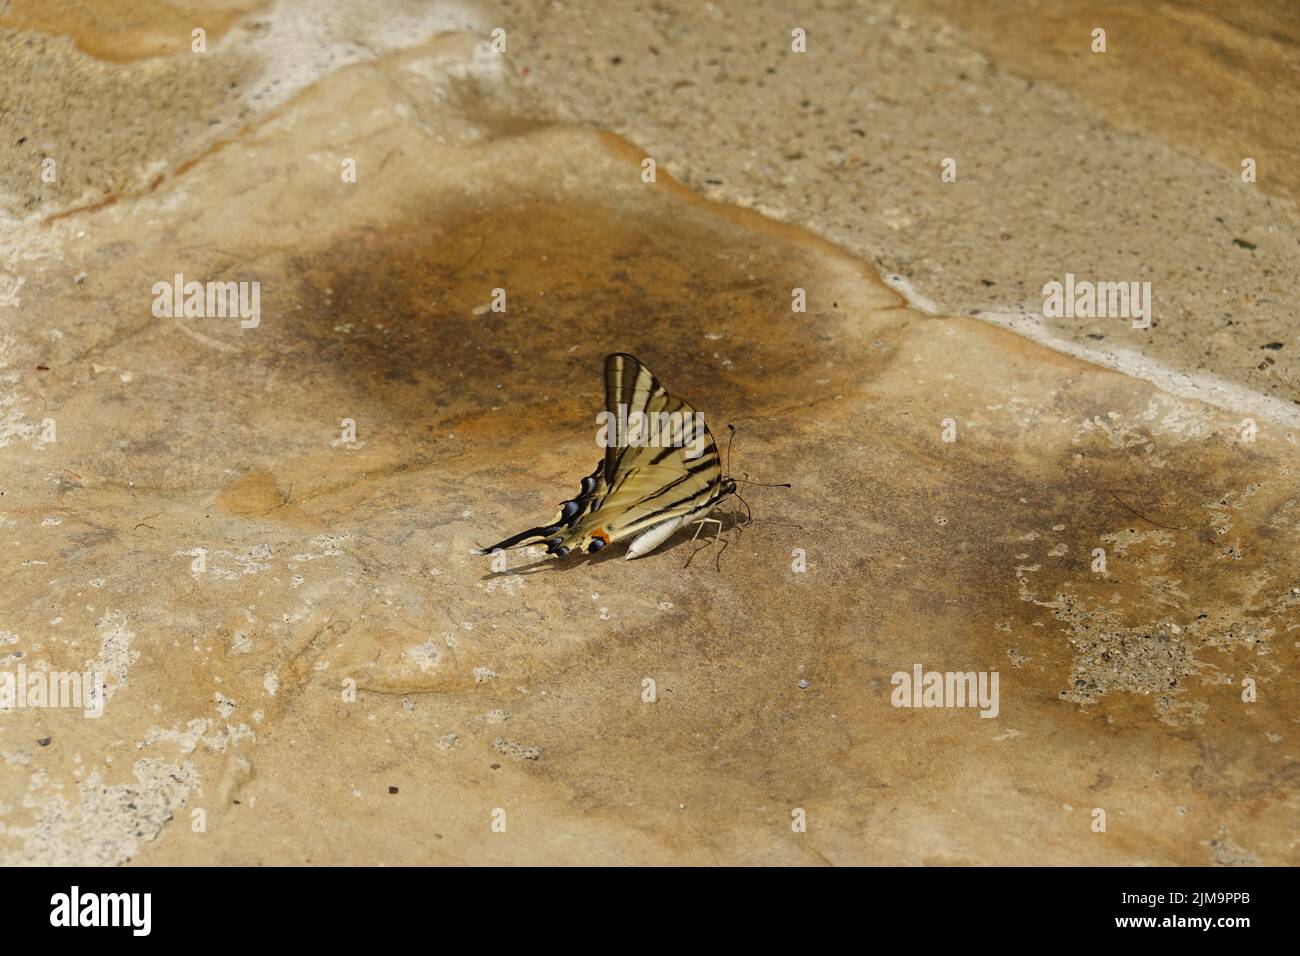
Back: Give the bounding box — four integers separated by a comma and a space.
0, 3, 1297, 866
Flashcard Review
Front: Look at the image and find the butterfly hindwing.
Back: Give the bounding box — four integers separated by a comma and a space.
570, 463, 716, 548
477, 460, 606, 553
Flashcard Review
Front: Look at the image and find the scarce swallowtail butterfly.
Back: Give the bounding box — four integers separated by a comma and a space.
479, 353, 737, 561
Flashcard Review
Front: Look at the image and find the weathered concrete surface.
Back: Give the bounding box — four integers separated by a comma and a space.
1, 5, 1297, 865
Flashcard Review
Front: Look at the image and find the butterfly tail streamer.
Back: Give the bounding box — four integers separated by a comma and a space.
476, 525, 562, 554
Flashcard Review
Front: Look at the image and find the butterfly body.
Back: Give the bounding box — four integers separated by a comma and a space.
626, 516, 685, 560
480, 353, 735, 562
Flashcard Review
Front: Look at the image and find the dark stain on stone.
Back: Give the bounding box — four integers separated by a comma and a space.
276, 194, 909, 458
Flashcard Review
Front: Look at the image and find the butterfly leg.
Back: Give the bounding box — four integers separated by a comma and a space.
682, 517, 725, 569
711, 514, 731, 571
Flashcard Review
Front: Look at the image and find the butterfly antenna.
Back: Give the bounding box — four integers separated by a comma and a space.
736, 475, 802, 530
736, 471, 792, 489
728, 425, 790, 488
